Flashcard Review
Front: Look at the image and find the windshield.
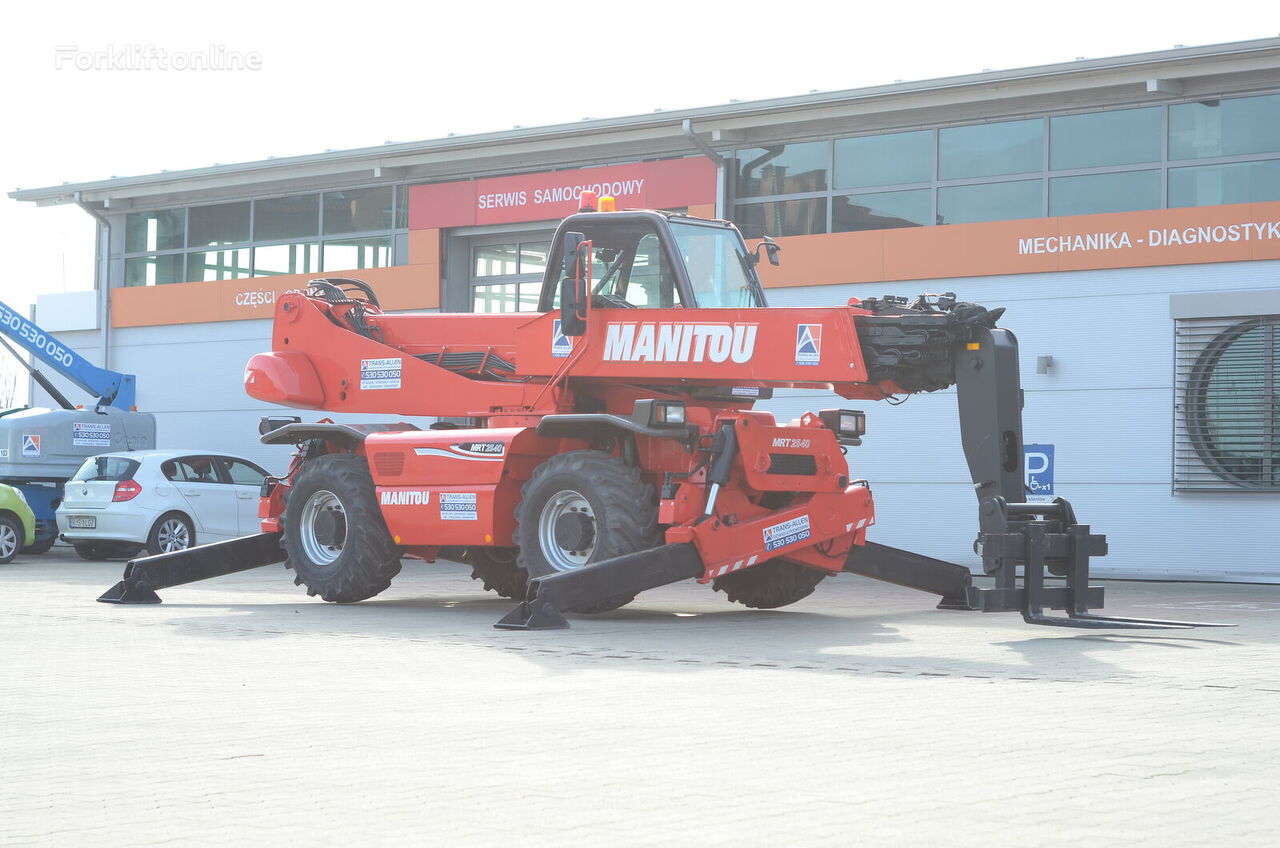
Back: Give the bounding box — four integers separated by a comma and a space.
72, 456, 140, 482
670, 222, 762, 308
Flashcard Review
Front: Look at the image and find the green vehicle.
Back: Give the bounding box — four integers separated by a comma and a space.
0, 483, 37, 563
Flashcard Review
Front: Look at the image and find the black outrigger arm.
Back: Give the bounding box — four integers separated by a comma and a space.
98, 532, 286, 604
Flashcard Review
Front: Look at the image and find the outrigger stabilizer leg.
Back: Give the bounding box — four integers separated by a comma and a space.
495, 543, 704, 630
97, 532, 286, 604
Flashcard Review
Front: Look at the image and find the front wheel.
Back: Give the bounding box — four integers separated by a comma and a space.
515, 450, 658, 614
0, 515, 21, 563
283, 453, 403, 603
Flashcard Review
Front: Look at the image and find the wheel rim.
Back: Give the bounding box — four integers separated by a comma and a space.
537, 489, 595, 571
300, 489, 346, 565
0, 524, 17, 559
157, 518, 190, 552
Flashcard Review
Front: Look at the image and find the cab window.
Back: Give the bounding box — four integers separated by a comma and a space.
549, 220, 683, 309
670, 222, 762, 308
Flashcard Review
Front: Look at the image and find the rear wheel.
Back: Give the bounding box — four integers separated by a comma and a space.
515, 451, 658, 614
283, 453, 403, 603
21, 537, 54, 555
147, 513, 195, 555
713, 559, 828, 609
73, 542, 110, 561
0, 515, 21, 563
464, 546, 528, 599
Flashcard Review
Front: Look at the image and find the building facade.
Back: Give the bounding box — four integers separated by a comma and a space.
12, 39, 1280, 580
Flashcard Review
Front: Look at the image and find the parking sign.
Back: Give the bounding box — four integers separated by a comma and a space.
1025, 443, 1054, 503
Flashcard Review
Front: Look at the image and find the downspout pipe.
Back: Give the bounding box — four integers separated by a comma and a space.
681, 119, 729, 220
73, 191, 112, 375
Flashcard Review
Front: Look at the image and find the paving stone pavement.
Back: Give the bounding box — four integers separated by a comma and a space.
2, 551, 1279, 846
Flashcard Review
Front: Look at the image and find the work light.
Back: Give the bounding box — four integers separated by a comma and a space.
818, 408, 866, 445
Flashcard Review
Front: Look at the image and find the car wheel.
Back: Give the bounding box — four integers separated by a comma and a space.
21, 537, 54, 555
73, 542, 110, 561
147, 513, 195, 555
0, 514, 21, 564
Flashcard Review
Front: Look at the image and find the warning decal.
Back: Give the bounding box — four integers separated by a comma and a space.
440, 492, 478, 521
360, 358, 402, 390
762, 515, 811, 551
73, 421, 112, 448
795, 324, 822, 366
21, 435, 41, 458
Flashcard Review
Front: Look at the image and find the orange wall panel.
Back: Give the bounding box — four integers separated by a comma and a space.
111, 263, 441, 328
758, 201, 1280, 289
408, 228, 441, 265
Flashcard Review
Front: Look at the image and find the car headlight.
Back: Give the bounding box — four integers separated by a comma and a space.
12, 487, 28, 506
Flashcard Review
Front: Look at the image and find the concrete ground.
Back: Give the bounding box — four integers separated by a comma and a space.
2, 549, 1278, 847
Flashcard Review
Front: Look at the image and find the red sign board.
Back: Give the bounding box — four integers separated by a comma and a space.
408, 158, 717, 230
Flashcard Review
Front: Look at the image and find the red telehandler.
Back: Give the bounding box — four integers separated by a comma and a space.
101, 196, 1220, 631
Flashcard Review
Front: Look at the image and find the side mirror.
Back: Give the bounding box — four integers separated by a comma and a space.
757, 235, 778, 266
751, 236, 782, 267
559, 231, 588, 336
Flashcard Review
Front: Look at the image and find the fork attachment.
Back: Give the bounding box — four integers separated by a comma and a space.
969, 498, 1229, 629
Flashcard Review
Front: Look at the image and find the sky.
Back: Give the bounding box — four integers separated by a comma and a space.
0, 0, 1274, 396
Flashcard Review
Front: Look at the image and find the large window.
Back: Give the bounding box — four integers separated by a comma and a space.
1168, 160, 1280, 208
1176, 315, 1280, 491
733, 92, 1280, 237
470, 238, 551, 313
1050, 107, 1162, 170
119, 185, 410, 287
939, 119, 1043, 180
1169, 94, 1280, 160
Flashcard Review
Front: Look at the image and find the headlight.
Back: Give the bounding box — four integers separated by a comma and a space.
12, 487, 28, 506
633, 399, 687, 428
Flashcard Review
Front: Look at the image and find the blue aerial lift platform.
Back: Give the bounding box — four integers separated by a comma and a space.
0, 300, 155, 552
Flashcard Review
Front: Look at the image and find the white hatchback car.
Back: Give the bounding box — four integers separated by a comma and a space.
57, 450, 273, 560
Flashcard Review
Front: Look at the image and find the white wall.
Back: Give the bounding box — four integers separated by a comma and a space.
761, 259, 1280, 582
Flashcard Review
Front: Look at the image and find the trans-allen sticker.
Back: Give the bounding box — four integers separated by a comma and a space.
440, 492, 478, 520
795, 324, 822, 366
763, 515, 811, 551
360, 357, 402, 390
72, 421, 111, 448
21, 435, 40, 458
552, 319, 571, 358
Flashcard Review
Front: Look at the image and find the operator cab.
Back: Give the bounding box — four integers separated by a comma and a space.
536, 210, 768, 313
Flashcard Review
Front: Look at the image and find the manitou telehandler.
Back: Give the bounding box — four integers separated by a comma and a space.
101, 194, 1220, 631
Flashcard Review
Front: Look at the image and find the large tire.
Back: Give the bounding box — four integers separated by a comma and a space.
464, 546, 528, 599
515, 450, 658, 614
283, 453, 403, 603
0, 514, 21, 563
146, 512, 196, 555
713, 559, 827, 609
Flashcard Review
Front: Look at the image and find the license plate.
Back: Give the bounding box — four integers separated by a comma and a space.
69, 516, 96, 529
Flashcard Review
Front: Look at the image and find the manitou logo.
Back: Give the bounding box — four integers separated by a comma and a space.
603, 322, 757, 364
379, 490, 431, 506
